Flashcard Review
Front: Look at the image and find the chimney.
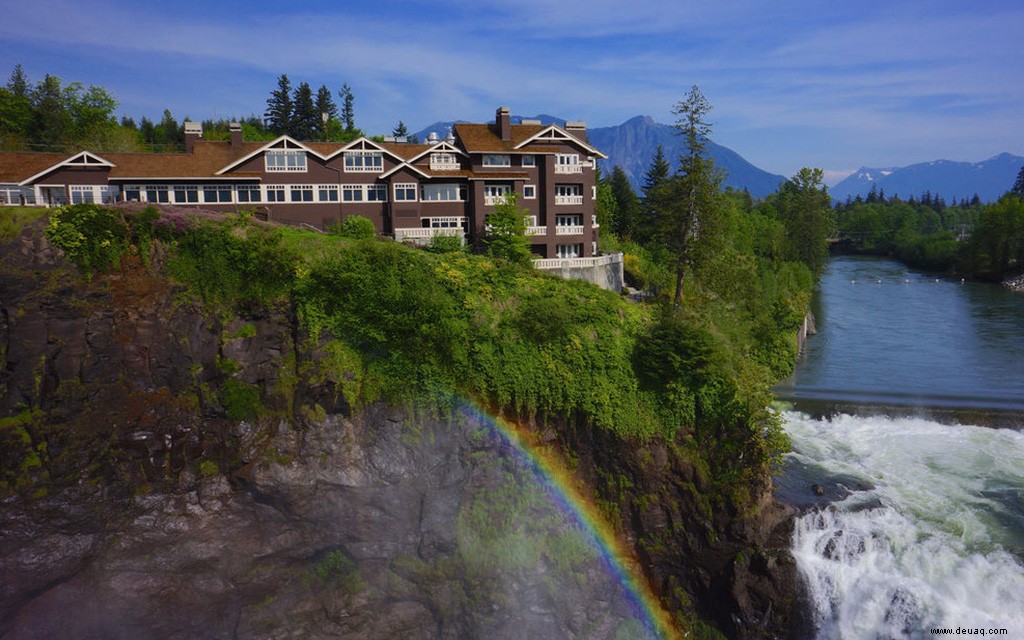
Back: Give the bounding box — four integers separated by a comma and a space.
495, 106, 511, 142
184, 121, 202, 153
229, 121, 243, 150
564, 121, 587, 143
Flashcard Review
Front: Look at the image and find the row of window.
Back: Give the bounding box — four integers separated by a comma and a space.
263, 149, 587, 174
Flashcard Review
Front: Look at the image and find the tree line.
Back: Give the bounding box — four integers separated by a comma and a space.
0, 65, 376, 153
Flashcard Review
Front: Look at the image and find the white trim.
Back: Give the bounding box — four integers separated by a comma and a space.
523, 184, 536, 199
19, 151, 116, 185
404, 140, 468, 165
380, 161, 433, 180
512, 125, 606, 158
394, 182, 417, 202
215, 136, 325, 175
323, 136, 405, 163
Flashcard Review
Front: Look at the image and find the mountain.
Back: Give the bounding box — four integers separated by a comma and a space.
587, 116, 787, 199
415, 114, 787, 199
830, 153, 1024, 203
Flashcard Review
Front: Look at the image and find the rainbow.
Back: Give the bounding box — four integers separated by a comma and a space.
458, 401, 681, 640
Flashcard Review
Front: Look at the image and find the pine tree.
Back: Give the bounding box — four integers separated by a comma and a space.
315, 84, 337, 137
1012, 166, 1024, 197
608, 166, 640, 239
291, 82, 317, 140
392, 120, 409, 139
264, 74, 293, 135
636, 145, 671, 243
7, 64, 30, 97
29, 74, 68, 149
339, 83, 355, 133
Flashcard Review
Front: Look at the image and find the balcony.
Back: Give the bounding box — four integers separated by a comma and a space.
554, 164, 583, 174
429, 159, 460, 171
554, 195, 584, 205
555, 225, 585, 236
484, 194, 512, 206
394, 226, 465, 244
534, 254, 619, 269
526, 226, 547, 236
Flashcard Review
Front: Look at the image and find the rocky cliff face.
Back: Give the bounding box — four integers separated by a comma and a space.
0, 223, 799, 639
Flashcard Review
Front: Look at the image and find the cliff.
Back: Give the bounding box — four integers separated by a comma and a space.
0, 215, 800, 639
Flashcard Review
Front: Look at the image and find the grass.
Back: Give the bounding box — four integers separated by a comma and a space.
0, 206, 50, 243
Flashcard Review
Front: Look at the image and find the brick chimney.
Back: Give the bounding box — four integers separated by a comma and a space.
564, 121, 587, 143
495, 106, 511, 142
229, 121, 243, 150
184, 121, 202, 153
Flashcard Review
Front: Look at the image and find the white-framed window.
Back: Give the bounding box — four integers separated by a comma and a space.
344, 151, 383, 172
523, 184, 536, 199
318, 184, 339, 202
555, 153, 582, 173
482, 154, 510, 167
145, 185, 169, 203
203, 185, 232, 203
367, 184, 388, 202
265, 185, 286, 202
592, 185, 597, 200
290, 184, 314, 202
266, 150, 307, 172
425, 217, 464, 229
236, 185, 260, 203
173, 185, 199, 204
521, 155, 535, 167
556, 243, 582, 259
483, 184, 511, 205
99, 186, 118, 204
555, 184, 584, 205
70, 185, 96, 204
394, 183, 417, 201
556, 215, 582, 227
342, 185, 364, 202
421, 183, 465, 202
124, 185, 142, 202
430, 153, 459, 171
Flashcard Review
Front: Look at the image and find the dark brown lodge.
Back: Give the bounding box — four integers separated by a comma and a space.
0, 107, 607, 261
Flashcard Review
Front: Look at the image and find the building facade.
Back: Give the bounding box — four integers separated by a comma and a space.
0, 107, 606, 260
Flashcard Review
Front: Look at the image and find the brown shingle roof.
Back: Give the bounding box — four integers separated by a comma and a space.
453, 123, 548, 153
0, 152, 78, 183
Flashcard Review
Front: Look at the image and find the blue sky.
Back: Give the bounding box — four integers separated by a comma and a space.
2, 0, 1022, 184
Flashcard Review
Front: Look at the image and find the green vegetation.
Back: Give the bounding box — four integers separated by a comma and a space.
45, 203, 129, 278
835, 189, 1024, 281
0, 206, 49, 242
329, 214, 376, 240
483, 193, 532, 265
313, 549, 366, 592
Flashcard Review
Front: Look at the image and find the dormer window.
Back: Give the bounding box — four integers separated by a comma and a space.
266, 150, 307, 172
430, 153, 459, 170
482, 154, 511, 167
344, 151, 383, 172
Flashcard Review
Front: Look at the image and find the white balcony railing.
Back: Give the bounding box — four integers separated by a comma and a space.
555, 225, 585, 236
394, 227, 465, 242
429, 160, 460, 171
554, 195, 584, 205
534, 254, 619, 269
554, 165, 583, 174
526, 226, 547, 236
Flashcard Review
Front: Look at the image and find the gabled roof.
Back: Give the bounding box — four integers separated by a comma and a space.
379, 162, 434, 180
215, 136, 326, 175
0, 152, 77, 184
322, 137, 415, 163
11, 151, 114, 185
405, 140, 469, 165
453, 123, 606, 158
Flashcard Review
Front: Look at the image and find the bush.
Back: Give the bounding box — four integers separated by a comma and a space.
331, 215, 376, 240
424, 233, 464, 254
45, 204, 128, 278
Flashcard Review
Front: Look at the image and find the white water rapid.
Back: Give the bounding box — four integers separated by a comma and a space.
784, 411, 1024, 639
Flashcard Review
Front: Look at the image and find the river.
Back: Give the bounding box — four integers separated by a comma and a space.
775, 256, 1024, 639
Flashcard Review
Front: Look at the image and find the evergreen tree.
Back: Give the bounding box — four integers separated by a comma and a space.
1012, 166, 1024, 197
1, 64, 34, 139
264, 74, 293, 135
339, 83, 355, 133
7, 64, 29, 97
291, 81, 317, 140
29, 74, 67, 149
391, 120, 409, 138
776, 167, 834, 277
636, 145, 670, 243
654, 85, 724, 308
608, 165, 640, 239
315, 84, 337, 137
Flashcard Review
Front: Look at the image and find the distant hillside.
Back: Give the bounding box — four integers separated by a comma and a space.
416, 114, 787, 199
588, 116, 787, 199
830, 153, 1024, 203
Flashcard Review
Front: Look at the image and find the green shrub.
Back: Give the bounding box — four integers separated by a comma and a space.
424, 233, 464, 254
221, 378, 262, 422
331, 215, 376, 240
45, 204, 128, 278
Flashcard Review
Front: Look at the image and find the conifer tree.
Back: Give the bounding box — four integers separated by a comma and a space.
315, 84, 337, 137
636, 145, 670, 243
609, 166, 640, 239
392, 120, 409, 138
1012, 166, 1024, 197
264, 74, 293, 135
339, 83, 355, 133
291, 82, 317, 140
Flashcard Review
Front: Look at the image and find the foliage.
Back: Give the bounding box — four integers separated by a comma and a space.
45, 203, 128, 279
608, 166, 641, 238
0, 206, 49, 243
264, 74, 293, 136
221, 378, 263, 422
424, 233, 465, 254
484, 193, 532, 266
772, 167, 835, 278
330, 215, 377, 240
166, 212, 296, 306
313, 549, 365, 592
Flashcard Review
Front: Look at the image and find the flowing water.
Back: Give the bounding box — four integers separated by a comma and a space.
775, 256, 1024, 639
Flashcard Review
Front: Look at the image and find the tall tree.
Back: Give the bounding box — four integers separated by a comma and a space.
29, 74, 68, 149
1012, 166, 1024, 197
264, 74, 293, 135
391, 120, 409, 138
484, 192, 532, 265
0, 64, 34, 141
315, 84, 337, 138
656, 85, 724, 308
776, 167, 834, 277
608, 165, 640, 239
636, 145, 671, 243
291, 81, 317, 140
339, 83, 355, 133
